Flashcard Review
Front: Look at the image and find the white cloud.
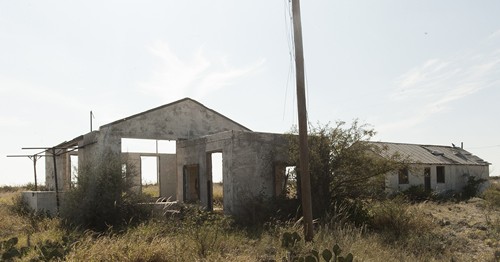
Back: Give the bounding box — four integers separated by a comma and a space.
380, 35, 500, 133
138, 41, 265, 101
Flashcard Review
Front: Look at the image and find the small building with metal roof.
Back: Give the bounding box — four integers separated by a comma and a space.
372, 142, 490, 194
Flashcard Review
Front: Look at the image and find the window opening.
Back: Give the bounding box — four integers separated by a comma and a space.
121, 138, 175, 154
398, 168, 409, 184
70, 155, 78, 188
284, 166, 298, 199
436, 166, 445, 183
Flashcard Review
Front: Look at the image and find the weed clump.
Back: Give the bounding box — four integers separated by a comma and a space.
60, 152, 152, 231
369, 197, 434, 240
484, 181, 500, 209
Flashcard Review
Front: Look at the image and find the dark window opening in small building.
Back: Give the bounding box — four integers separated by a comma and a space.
436, 166, 445, 183
398, 168, 409, 184
424, 167, 431, 191
141, 156, 159, 197
70, 155, 78, 188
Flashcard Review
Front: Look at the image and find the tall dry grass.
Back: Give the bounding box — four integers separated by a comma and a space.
2, 185, 500, 261
213, 182, 223, 209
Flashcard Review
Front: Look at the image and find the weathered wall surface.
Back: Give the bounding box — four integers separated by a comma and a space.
177, 131, 289, 216
45, 149, 73, 191
22, 191, 61, 215
69, 99, 249, 199
386, 164, 490, 193
159, 154, 177, 199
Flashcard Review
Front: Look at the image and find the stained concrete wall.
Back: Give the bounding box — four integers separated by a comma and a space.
159, 154, 177, 199
66, 98, 249, 200
176, 131, 290, 216
45, 149, 78, 191
80, 98, 249, 160
386, 164, 489, 193
22, 191, 60, 215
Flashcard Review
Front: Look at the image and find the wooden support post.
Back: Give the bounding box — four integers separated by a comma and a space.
52, 148, 60, 213
292, 0, 314, 242
33, 156, 38, 191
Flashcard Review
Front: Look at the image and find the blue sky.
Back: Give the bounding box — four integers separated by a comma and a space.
1, 0, 499, 186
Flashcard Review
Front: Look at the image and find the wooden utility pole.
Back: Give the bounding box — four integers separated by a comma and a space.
292, 0, 314, 241
51, 147, 60, 213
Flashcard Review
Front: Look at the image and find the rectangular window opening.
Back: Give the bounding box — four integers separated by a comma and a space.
437, 166, 445, 183
121, 138, 176, 154
398, 168, 409, 184
70, 155, 78, 188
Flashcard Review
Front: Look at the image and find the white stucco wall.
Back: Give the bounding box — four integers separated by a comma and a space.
386, 164, 489, 193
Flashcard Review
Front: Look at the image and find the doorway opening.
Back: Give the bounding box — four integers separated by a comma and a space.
183, 164, 200, 203
208, 152, 223, 212
424, 167, 431, 191
141, 156, 159, 197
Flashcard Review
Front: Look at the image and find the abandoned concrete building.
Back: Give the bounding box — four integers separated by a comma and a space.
42, 98, 291, 215
25, 98, 490, 215
374, 142, 490, 194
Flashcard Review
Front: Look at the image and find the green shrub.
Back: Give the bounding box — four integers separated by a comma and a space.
483, 182, 500, 208
402, 185, 433, 202
0, 185, 18, 193
60, 152, 152, 231
461, 176, 487, 200
180, 206, 233, 259
281, 232, 354, 262
326, 199, 372, 227
24, 183, 48, 191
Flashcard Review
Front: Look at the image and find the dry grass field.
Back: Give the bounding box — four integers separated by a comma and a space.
1, 180, 499, 261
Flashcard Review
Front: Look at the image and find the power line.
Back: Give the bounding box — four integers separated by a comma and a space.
467, 145, 500, 149
283, 0, 297, 126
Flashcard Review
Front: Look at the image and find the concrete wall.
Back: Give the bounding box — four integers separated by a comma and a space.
386, 164, 490, 193
72, 99, 249, 198
176, 131, 290, 216
159, 154, 177, 199
45, 149, 76, 191
22, 191, 60, 215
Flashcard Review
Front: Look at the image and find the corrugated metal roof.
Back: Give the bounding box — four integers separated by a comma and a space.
371, 142, 489, 166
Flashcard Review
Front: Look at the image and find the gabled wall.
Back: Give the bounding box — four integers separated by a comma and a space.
68, 98, 250, 200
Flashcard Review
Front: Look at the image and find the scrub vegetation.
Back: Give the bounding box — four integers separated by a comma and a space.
1, 184, 499, 261
1, 123, 499, 261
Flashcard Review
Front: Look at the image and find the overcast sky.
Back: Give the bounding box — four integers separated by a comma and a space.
1, 0, 499, 186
